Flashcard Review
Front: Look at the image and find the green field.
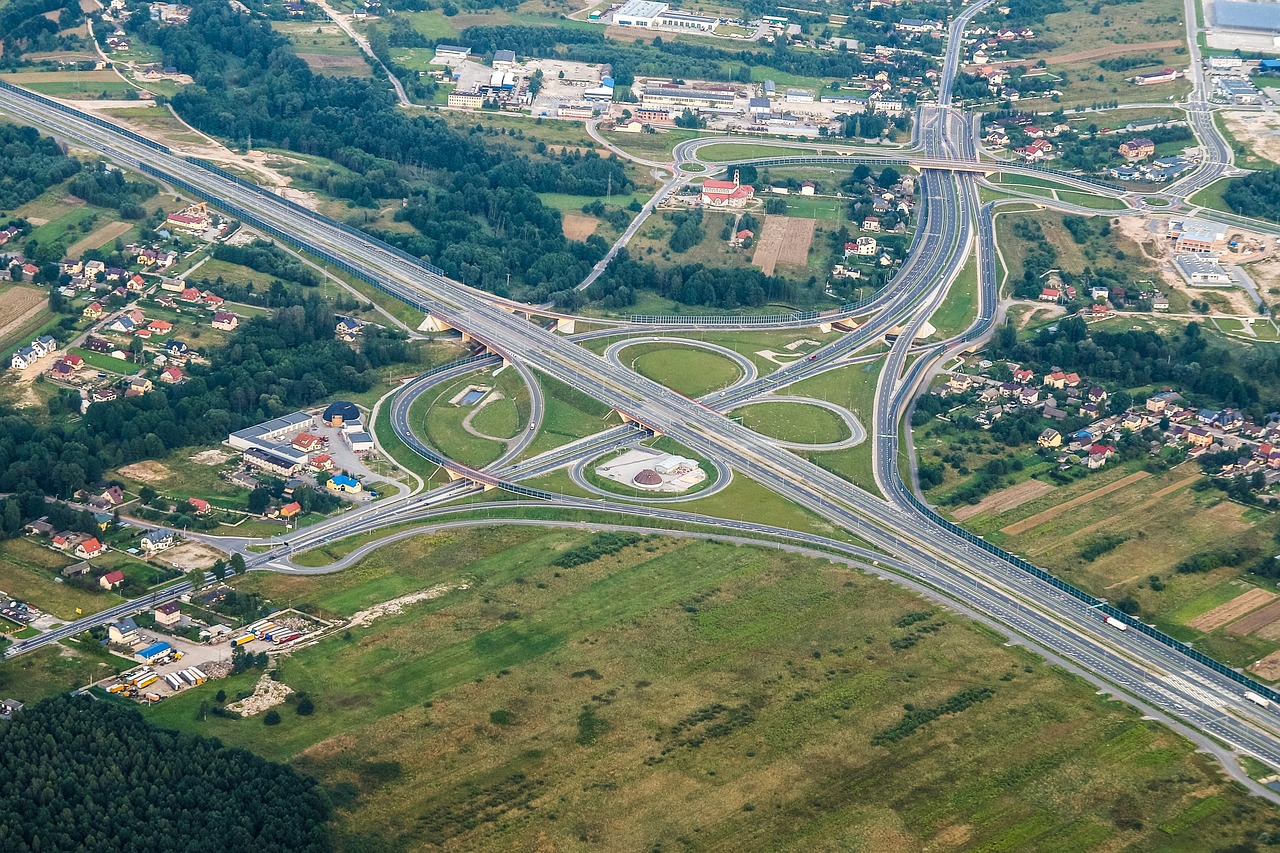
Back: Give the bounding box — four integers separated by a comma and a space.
0, 640, 126, 703
734, 400, 851, 444
412, 374, 513, 469
112, 446, 250, 504
929, 249, 978, 339
622, 342, 744, 398
1189, 177, 1234, 214
0, 538, 122, 620
143, 526, 1275, 851
790, 360, 885, 497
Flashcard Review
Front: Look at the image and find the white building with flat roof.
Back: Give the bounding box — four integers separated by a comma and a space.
656, 9, 717, 30
613, 0, 668, 26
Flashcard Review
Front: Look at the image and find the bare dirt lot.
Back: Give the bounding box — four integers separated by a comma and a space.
561, 213, 599, 240
1188, 588, 1277, 632
191, 449, 232, 465
1222, 111, 1280, 166
117, 460, 174, 484
752, 216, 815, 276
1226, 599, 1280, 636
1045, 39, 1183, 63
1001, 471, 1150, 536
158, 541, 226, 571
951, 478, 1056, 521
1250, 649, 1280, 681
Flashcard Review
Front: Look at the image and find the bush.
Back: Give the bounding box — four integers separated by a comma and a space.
263, 709, 281, 726
295, 695, 314, 716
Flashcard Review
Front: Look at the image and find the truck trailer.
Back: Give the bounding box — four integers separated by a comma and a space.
231, 634, 255, 647
135, 674, 158, 689
1103, 616, 1128, 631
1245, 691, 1270, 708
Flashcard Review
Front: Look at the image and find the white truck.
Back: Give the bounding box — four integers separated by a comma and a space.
1245, 691, 1270, 708
1103, 616, 1128, 631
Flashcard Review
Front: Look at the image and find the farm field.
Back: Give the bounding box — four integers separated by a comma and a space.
959, 461, 1280, 668
144, 527, 1275, 851
751, 215, 815, 275
0, 287, 55, 360
273, 20, 372, 78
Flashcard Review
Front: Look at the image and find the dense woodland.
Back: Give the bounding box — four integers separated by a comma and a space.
0, 124, 81, 210
0, 695, 329, 852
123, 0, 627, 304
1225, 169, 1280, 223
67, 163, 160, 220
0, 0, 87, 67
0, 294, 409, 536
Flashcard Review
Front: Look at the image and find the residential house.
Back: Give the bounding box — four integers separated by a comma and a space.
159, 366, 183, 384
127, 376, 153, 396
100, 486, 126, 506
1013, 367, 1034, 383
61, 561, 90, 578
141, 527, 177, 552
1038, 428, 1062, 448
186, 497, 210, 515
308, 454, 335, 472
292, 433, 325, 452
1018, 386, 1040, 406
845, 237, 878, 257
147, 320, 173, 335
279, 501, 303, 519
99, 568, 125, 589
83, 302, 104, 320
212, 311, 239, 331
154, 600, 182, 627
75, 533, 104, 559
179, 287, 202, 303
1039, 288, 1060, 302
108, 617, 140, 645
327, 473, 363, 494
861, 216, 881, 232
10, 346, 38, 370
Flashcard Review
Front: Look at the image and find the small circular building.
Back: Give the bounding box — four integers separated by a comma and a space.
632, 469, 662, 488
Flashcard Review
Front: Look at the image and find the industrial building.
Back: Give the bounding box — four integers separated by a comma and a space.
642, 85, 736, 109
610, 0, 717, 30
1169, 219, 1227, 254
432, 44, 471, 64
1214, 0, 1280, 33
228, 412, 314, 452
1175, 255, 1237, 285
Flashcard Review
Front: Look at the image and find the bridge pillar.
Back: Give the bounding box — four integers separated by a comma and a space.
554, 317, 576, 334
614, 410, 663, 436
421, 314, 455, 334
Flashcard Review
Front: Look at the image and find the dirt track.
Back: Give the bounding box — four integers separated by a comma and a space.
1001, 471, 1149, 537
952, 478, 1055, 521
1188, 588, 1276, 632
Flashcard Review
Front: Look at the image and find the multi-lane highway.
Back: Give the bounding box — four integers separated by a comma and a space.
6, 0, 1280, 799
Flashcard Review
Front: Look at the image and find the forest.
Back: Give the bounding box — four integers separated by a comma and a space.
1224, 169, 1280, 223
594, 250, 800, 309
0, 294, 407, 536
123, 0, 628, 304
0, 0, 86, 67
0, 124, 81, 210
68, 163, 159, 220
0, 695, 329, 852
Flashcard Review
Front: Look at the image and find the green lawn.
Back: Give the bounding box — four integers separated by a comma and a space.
141, 526, 1275, 851
402, 9, 462, 40
929, 249, 978, 339
1189, 177, 1234, 214
624, 343, 745, 398
734, 400, 851, 444
1055, 190, 1128, 210
67, 347, 136, 376
788, 360, 885, 497
518, 374, 618, 459
413, 375, 509, 469
0, 640, 126, 704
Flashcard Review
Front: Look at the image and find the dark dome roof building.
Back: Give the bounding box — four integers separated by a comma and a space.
322, 400, 360, 426
632, 469, 662, 487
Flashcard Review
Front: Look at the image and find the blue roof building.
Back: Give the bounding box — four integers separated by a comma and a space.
136, 641, 172, 662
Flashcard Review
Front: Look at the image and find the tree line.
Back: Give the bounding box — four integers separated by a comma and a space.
0, 124, 81, 210
0, 695, 330, 852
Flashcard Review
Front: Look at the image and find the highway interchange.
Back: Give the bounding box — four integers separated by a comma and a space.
7, 0, 1280, 800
